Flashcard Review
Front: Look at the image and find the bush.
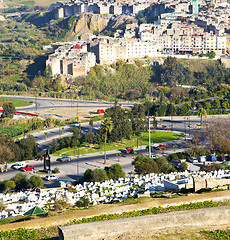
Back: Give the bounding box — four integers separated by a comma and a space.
75, 197, 90, 208
53, 167, 60, 174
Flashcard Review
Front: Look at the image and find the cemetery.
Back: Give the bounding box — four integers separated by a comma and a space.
0, 169, 230, 220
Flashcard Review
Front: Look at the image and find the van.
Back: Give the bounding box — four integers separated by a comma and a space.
197, 156, 206, 162
207, 155, 217, 162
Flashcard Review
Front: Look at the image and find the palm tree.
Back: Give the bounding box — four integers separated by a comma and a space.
197, 108, 207, 126
101, 118, 113, 164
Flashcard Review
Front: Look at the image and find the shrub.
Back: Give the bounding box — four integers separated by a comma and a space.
53, 167, 60, 174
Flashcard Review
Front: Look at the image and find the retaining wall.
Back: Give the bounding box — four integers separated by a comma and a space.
59, 206, 230, 240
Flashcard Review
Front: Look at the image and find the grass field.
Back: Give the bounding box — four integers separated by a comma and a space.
0, 98, 32, 108
53, 131, 183, 157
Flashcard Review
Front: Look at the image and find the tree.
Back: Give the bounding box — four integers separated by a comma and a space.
0, 144, 15, 164
91, 169, 109, 183
203, 120, 230, 154
1, 102, 15, 118
29, 175, 44, 189
132, 155, 158, 175
83, 169, 93, 182
105, 163, 125, 180
50, 139, 59, 153
12, 173, 30, 190
101, 118, 113, 164
197, 107, 207, 126
179, 162, 188, 171
222, 101, 229, 109
5, 180, 16, 191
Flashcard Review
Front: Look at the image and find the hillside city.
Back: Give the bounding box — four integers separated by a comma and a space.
0, 0, 229, 239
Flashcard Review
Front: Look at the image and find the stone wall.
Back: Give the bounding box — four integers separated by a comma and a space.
58, 206, 230, 240
192, 176, 230, 192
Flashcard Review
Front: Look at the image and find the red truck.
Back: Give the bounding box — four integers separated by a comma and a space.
97, 109, 104, 114
125, 147, 134, 154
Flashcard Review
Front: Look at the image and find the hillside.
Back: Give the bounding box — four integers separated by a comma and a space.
23, 13, 136, 40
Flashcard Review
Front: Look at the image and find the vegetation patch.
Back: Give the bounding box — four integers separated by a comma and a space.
70, 201, 228, 225
0, 99, 32, 108
202, 229, 230, 240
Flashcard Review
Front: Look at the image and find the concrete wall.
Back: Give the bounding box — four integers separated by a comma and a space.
59, 206, 230, 240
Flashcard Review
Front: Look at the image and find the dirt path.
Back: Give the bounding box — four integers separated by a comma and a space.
0, 190, 229, 231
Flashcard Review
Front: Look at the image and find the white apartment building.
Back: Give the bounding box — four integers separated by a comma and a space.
96, 38, 157, 64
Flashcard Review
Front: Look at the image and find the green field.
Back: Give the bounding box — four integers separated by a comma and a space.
0, 98, 33, 108
53, 131, 183, 157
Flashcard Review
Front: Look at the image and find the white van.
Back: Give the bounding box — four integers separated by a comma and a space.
197, 156, 206, 162
11, 162, 27, 170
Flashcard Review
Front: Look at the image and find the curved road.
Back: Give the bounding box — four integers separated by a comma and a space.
0, 95, 134, 112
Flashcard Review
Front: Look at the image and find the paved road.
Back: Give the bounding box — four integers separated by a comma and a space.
0, 139, 199, 187
0, 95, 134, 112
24, 115, 202, 150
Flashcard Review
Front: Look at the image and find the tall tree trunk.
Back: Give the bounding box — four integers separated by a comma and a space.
104, 131, 107, 164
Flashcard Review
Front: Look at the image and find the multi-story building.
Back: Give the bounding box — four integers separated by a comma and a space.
46, 43, 96, 78
90, 37, 157, 64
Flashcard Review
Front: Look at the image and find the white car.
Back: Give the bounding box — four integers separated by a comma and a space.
45, 175, 59, 181
151, 154, 159, 159
11, 162, 27, 170
188, 157, 198, 163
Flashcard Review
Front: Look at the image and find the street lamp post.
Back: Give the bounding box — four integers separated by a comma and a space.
35, 86, 38, 112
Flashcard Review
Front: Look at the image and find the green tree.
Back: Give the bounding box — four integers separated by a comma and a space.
1, 102, 15, 118
12, 173, 30, 190
50, 139, 59, 153
15, 135, 37, 160
5, 180, 16, 191
101, 118, 113, 164
132, 155, 158, 174
222, 101, 229, 109
83, 169, 93, 182
197, 107, 207, 126
29, 175, 44, 188
179, 162, 188, 171
105, 163, 125, 180
91, 168, 109, 183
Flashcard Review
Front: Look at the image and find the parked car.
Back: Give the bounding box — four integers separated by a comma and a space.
188, 157, 198, 163
21, 165, 34, 172
217, 156, 226, 162
151, 154, 159, 159
170, 160, 181, 168
45, 175, 59, 181
155, 144, 167, 150
206, 155, 217, 162
56, 156, 71, 162
197, 156, 206, 162
125, 147, 134, 154
11, 162, 27, 170
97, 109, 104, 114
191, 137, 199, 144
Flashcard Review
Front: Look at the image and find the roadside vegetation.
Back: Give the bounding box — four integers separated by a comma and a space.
0, 200, 228, 240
